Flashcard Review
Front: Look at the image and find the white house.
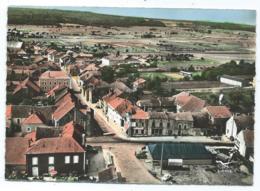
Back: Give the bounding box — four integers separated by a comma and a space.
235, 129, 254, 159
226, 115, 254, 139
101, 58, 110, 67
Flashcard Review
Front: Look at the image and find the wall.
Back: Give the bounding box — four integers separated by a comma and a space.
26, 152, 85, 176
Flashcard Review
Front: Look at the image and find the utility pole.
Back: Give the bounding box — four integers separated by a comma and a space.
160, 143, 164, 176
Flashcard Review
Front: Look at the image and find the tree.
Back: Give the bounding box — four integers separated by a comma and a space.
101, 66, 114, 83
188, 65, 195, 72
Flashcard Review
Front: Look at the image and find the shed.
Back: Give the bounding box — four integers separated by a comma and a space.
147, 143, 212, 168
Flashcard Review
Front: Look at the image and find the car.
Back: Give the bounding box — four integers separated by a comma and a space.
161, 173, 172, 182
86, 145, 98, 154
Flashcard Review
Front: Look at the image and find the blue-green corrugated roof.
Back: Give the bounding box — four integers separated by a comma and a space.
148, 143, 212, 160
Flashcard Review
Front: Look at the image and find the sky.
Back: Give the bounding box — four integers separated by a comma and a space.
18, 6, 256, 25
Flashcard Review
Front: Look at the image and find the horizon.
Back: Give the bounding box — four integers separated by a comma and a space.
10, 6, 256, 26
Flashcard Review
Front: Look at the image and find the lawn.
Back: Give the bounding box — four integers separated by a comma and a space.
140, 72, 183, 80
157, 58, 219, 68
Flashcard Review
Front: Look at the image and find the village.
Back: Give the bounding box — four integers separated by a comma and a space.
5, 8, 255, 185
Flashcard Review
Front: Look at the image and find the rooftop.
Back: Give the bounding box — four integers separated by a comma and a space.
40, 71, 69, 79
205, 106, 232, 119
6, 137, 29, 165
148, 143, 212, 161
26, 137, 85, 155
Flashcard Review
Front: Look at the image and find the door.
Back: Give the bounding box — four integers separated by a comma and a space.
32, 167, 39, 177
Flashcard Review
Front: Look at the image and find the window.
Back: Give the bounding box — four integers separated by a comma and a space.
65, 155, 70, 164
32, 157, 38, 165
48, 156, 54, 165
27, 127, 31, 132
73, 155, 79, 164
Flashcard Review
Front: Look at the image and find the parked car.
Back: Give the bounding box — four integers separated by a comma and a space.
86, 145, 98, 154
161, 173, 172, 182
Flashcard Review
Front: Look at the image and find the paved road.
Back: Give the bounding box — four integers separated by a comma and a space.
91, 142, 160, 184
69, 70, 233, 145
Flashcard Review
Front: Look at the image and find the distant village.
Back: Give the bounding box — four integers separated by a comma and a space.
6, 26, 255, 184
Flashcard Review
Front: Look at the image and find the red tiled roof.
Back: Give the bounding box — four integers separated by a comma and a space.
24, 131, 36, 142
47, 85, 65, 97
40, 71, 69, 79
13, 78, 41, 95
131, 108, 149, 120
205, 106, 232, 118
107, 97, 126, 110
6, 137, 29, 165
174, 92, 205, 112
22, 113, 44, 125
62, 121, 75, 137
53, 100, 75, 121
26, 137, 85, 154
6, 105, 12, 119
181, 96, 206, 112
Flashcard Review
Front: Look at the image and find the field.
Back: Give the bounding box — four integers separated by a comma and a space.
157, 58, 220, 68
140, 72, 184, 80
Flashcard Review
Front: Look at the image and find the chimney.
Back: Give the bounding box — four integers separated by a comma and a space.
28, 139, 32, 147
82, 133, 86, 146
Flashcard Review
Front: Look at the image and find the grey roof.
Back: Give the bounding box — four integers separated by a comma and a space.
148, 112, 193, 121
36, 127, 60, 140
234, 115, 254, 132
11, 105, 56, 122
109, 81, 132, 93
221, 75, 247, 83
148, 143, 212, 160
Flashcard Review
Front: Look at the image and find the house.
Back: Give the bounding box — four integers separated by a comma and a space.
127, 111, 208, 137
7, 41, 24, 50
5, 137, 30, 176
226, 115, 254, 139
101, 54, 127, 66
46, 49, 57, 62
7, 105, 56, 126
179, 71, 192, 79
106, 97, 133, 128
11, 78, 41, 103
81, 76, 110, 103
136, 97, 176, 112
203, 106, 232, 135
133, 78, 146, 90
235, 129, 254, 160
147, 143, 212, 168
145, 112, 194, 136
21, 112, 47, 134
26, 137, 86, 177
39, 71, 71, 92
61, 121, 85, 146
174, 92, 206, 113
53, 92, 94, 135
220, 75, 251, 87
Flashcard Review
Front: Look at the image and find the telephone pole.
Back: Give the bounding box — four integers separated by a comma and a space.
160, 143, 164, 176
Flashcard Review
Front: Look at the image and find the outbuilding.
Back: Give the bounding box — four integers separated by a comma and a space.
147, 143, 212, 168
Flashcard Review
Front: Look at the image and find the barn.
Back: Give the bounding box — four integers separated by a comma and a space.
147, 143, 213, 168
